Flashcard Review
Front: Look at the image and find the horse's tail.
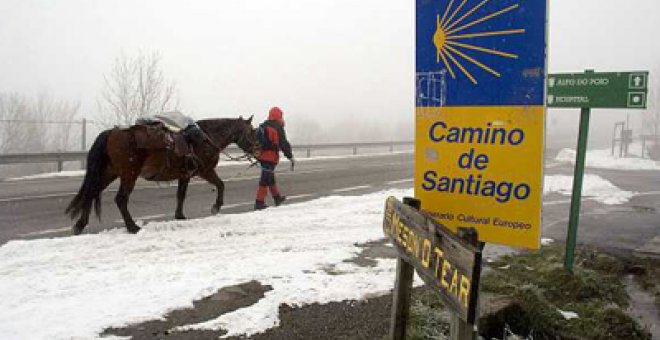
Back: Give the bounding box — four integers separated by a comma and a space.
66, 129, 111, 220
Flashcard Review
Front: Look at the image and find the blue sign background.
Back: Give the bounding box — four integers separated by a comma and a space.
417, 0, 547, 107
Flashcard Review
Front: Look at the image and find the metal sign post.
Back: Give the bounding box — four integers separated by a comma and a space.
564, 107, 590, 273
547, 69, 649, 272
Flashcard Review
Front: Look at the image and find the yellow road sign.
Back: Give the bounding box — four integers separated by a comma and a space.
416, 0, 547, 249
415, 106, 544, 249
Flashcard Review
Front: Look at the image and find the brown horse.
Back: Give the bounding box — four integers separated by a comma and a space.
66, 116, 260, 235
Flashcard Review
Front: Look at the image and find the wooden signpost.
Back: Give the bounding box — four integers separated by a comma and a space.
383, 196, 482, 340
390, 0, 548, 338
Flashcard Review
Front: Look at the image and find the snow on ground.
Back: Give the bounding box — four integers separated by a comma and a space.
0, 188, 412, 340
3, 150, 413, 181
544, 174, 635, 204
4, 169, 86, 181
555, 146, 660, 171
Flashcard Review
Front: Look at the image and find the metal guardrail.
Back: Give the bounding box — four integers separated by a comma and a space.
0, 141, 413, 171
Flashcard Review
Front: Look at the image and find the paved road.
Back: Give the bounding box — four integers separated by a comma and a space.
0, 152, 414, 244
542, 163, 660, 255
1, 151, 659, 255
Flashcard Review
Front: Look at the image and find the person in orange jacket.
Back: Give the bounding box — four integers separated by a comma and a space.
255, 106, 294, 210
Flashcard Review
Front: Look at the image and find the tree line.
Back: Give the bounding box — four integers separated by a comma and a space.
0, 51, 178, 155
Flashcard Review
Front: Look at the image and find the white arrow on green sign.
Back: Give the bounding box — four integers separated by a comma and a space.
547, 71, 649, 109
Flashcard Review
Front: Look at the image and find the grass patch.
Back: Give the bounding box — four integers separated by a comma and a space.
480, 246, 650, 339
406, 287, 451, 340
404, 246, 652, 340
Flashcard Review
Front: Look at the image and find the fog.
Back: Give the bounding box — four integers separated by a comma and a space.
1, 0, 659, 147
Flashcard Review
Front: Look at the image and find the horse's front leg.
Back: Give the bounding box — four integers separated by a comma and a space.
115, 175, 140, 234
175, 178, 190, 220
199, 169, 224, 214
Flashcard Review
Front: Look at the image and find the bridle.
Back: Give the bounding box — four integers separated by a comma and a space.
222, 124, 259, 163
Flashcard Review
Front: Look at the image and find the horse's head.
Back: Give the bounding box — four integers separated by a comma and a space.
234, 115, 261, 158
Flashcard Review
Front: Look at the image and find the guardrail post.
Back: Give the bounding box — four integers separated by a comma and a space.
306, 148, 311, 158
57, 159, 63, 172
642, 136, 647, 159
389, 144, 394, 153
353, 147, 357, 155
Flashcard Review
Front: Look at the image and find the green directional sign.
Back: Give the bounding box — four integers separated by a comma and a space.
547, 71, 649, 109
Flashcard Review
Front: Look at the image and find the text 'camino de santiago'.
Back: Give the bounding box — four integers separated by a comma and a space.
421, 121, 530, 204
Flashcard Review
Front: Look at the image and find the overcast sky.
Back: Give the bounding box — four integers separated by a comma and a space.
1, 0, 659, 143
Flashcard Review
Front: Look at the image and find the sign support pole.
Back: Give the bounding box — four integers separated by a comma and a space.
564, 106, 591, 273
389, 197, 420, 340
450, 313, 475, 340
384, 196, 482, 340
389, 257, 414, 340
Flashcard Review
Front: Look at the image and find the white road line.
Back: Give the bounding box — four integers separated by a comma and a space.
0, 192, 79, 203
634, 191, 660, 197
223, 194, 314, 209
332, 185, 372, 193
19, 226, 71, 237
223, 202, 253, 209
544, 190, 660, 206
545, 162, 564, 169
287, 193, 314, 200
0, 163, 395, 203
387, 178, 413, 185
543, 199, 572, 206
114, 213, 167, 223
113, 204, 254, 222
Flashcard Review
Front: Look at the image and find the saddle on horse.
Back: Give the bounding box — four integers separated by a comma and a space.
134, 111, 204, 176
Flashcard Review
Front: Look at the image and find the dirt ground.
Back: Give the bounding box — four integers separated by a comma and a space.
103, 280, 398, 340
103, 241, 659, 340
103, 240, 399, 340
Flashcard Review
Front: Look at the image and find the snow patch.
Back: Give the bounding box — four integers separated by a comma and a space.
544, 174, 635, 204
555, 147, 660, 171
541, 238, 555, 246
4, 170, 86, 181
557, 309, 579, 320
0, 188, 412, 340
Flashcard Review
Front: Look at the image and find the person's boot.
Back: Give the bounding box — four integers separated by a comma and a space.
255, 186, 268, 210
274, 195, 286, 206
255, 200, 268, 210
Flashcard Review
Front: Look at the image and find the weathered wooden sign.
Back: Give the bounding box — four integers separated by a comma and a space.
383, 196, 482, 323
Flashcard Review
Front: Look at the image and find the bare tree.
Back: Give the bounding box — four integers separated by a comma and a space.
1, 92, 81, 154
32, 93, 80, 151
98, 51, 179, 127
0, 93, 30, 153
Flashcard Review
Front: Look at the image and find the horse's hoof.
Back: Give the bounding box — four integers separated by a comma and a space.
127, 225, 141, 234
211, 204, 221, 214
72, 222, 84, 235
